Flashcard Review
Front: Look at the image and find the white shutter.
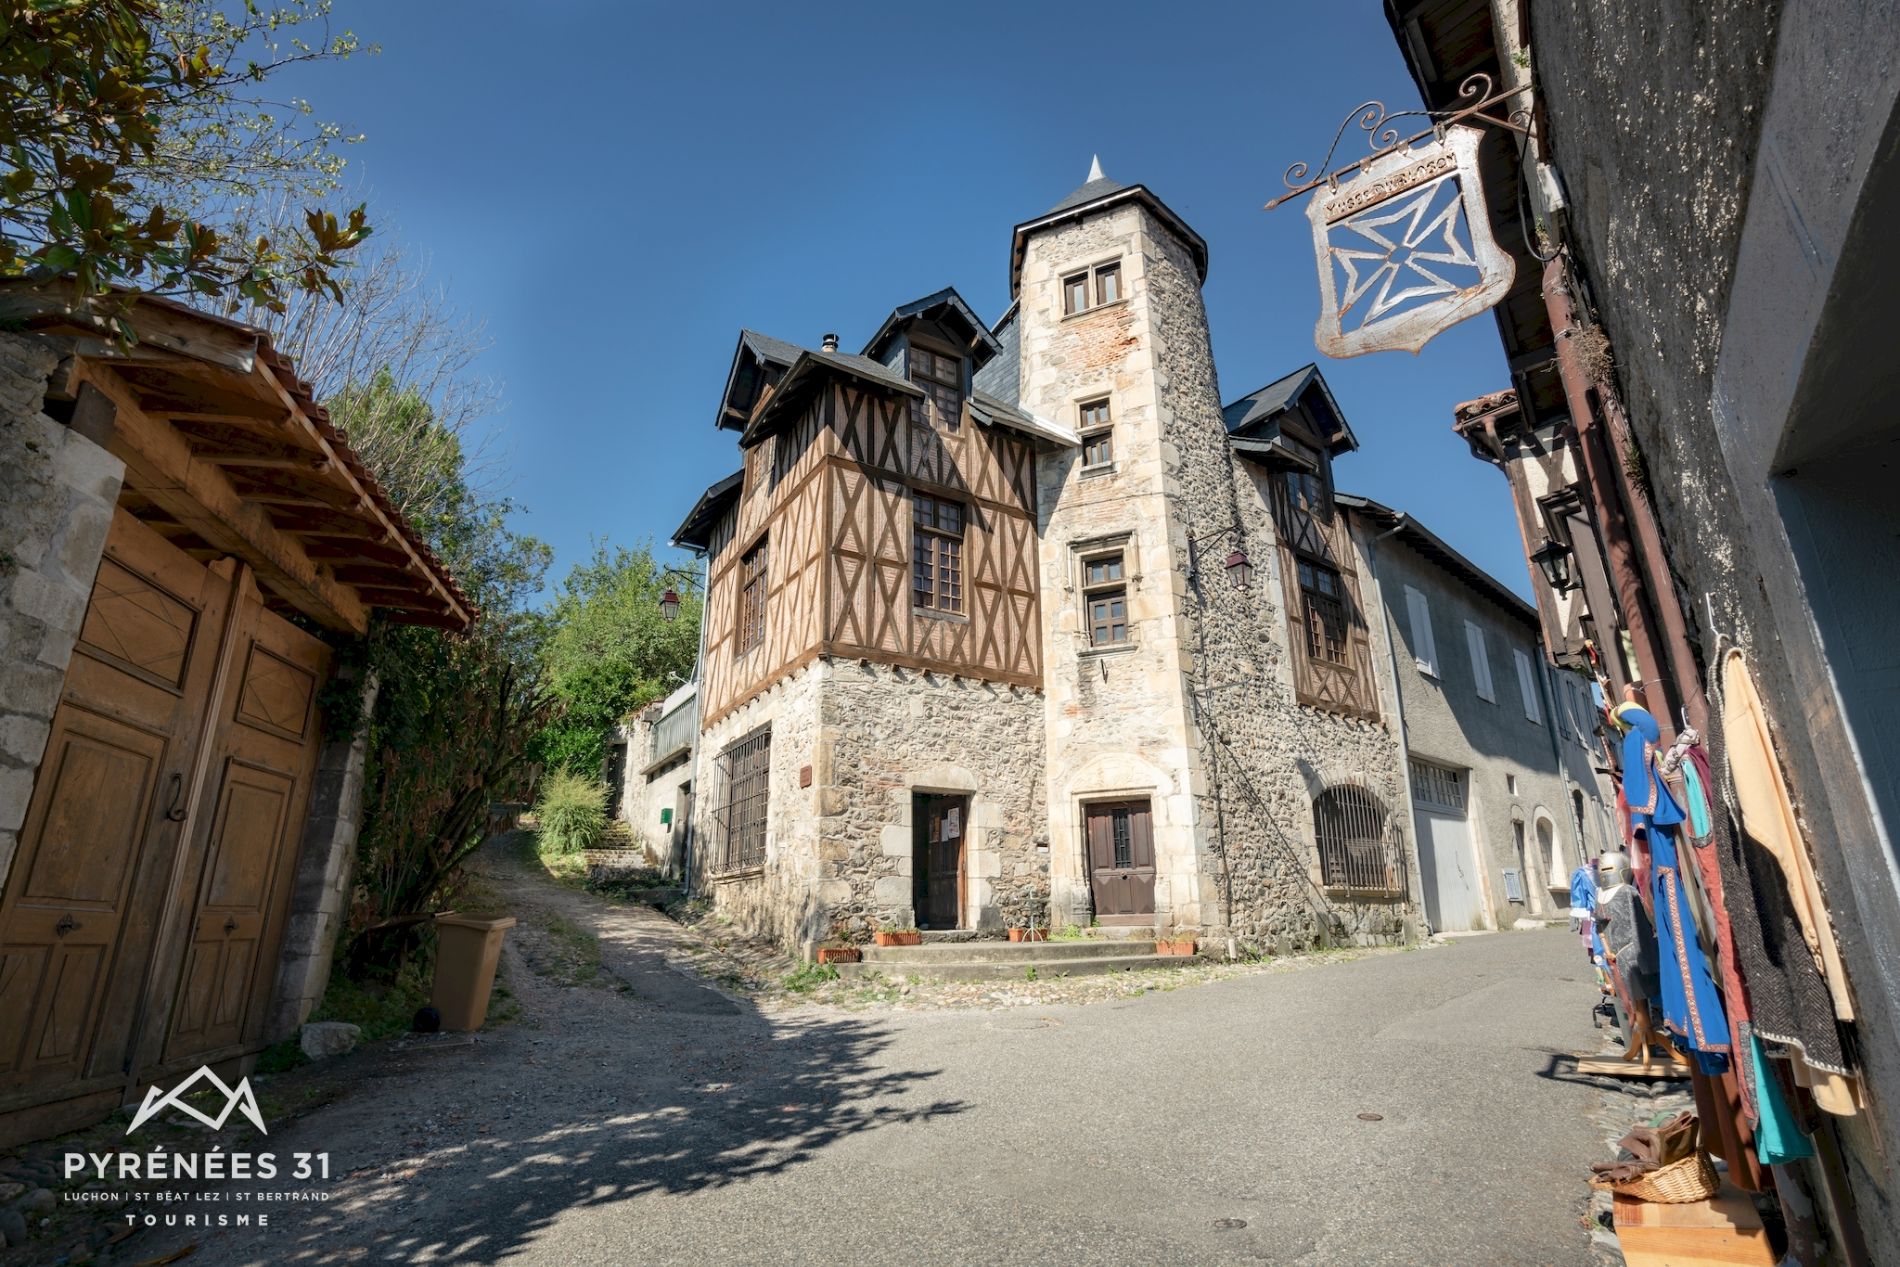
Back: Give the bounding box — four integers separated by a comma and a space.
1404, 585, 1438, 677
1465, 621, 1495, 701
1515, 648, 1543, 723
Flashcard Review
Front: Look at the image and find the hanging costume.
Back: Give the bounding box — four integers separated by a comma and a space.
1616, 702, 1731, 1074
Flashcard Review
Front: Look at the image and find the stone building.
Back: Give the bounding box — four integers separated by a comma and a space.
654, 162, 1602, 956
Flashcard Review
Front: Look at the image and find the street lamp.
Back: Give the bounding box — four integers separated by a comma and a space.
1529, 538, 1577, 593
659, 588, 682, 622
1224, 549, 1254, 589
656, 566, 705, 622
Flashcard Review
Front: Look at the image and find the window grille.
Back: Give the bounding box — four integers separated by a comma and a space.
912, 493, 964, 613
715, 725, 771, 872
1408, 759, 1466, 812
738, 539, 768, 654
1313, 784, 1407, 894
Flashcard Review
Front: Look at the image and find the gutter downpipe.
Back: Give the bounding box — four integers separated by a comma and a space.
1364, 514, 1427, 925
681, 549, 712, 899
1541, 256, 1680, 725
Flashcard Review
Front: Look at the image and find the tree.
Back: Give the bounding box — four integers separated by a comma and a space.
324, 371, 553, 973
1, 0, 370, 313
538, 542, 703, 775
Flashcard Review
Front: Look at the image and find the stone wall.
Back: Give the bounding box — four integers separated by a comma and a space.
266, 672, 378, 1037
0, 334, 124, 889
1532, 0, 1900, 1247
816, 658, 1046, 937
1146, 220, 1415, 952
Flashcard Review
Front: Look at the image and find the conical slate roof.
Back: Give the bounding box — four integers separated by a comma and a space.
1046, 154, 1128, 214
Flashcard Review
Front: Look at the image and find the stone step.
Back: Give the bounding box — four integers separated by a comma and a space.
837, 953, 1196, 983
862, 939, 1157, 963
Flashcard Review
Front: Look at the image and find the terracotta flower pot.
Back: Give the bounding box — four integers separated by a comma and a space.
1156, 938, 1197, 956
816, 946, 860, 964
1008, 928, 1048, 943
874, 930, 922, 947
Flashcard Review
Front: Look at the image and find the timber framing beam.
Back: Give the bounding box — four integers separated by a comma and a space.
75, 370, 372, 635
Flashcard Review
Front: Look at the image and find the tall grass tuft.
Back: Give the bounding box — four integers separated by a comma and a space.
534, 769, 608, 855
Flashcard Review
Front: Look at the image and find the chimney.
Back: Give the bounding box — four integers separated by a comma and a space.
821, 332, 839, 352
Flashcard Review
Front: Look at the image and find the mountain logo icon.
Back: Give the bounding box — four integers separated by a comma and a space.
126, 1066, 269, 1136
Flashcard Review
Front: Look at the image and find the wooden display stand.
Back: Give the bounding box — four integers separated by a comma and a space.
1576, 1001, 1693, 1078
1613, 1186, 1776, 1266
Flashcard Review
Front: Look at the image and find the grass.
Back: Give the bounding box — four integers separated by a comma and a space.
537, 913, 604, 986
308, 956, 436, 1042
780, 962, 840, 993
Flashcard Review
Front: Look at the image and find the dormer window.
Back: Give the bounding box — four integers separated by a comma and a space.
909, 345, 964, 433
1063, 260, 1124, 316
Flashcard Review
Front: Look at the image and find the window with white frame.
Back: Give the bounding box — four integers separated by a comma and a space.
1466, 620, 1495, 701
1403, 585, 1438, 677
1513, 648, 1543, 723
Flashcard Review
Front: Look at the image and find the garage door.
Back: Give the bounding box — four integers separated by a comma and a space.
1409, 759, 1485, 933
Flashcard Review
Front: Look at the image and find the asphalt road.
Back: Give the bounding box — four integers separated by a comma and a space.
138, 874, 1607, 1267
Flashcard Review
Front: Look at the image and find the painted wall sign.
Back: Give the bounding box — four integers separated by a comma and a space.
1304, 126, 1514, 358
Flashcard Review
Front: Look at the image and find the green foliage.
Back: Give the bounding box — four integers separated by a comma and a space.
1, 0, 372, 312
334, 374, 553, 976
534, 769, 608, 855
781, 962, 840, 993
536, 541, 702, 774
310, 954, 435, 1043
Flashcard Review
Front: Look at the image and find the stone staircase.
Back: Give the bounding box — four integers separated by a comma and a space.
835, 932, 1196, 982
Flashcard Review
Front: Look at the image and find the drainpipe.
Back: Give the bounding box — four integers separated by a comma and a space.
1362, 517, 1427, 922
1541, 256, 1677, 723
681, 549, 711, 898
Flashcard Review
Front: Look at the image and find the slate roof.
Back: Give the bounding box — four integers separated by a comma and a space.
972, 302, 1020, 405
1010, 158, 1208, 292
1047, 173, 1130, 215
1221, 363, 1359, 454
860, 287, 1000, 363
1336, 493, 1537, 625
968, 389, 1078, 448
671, 468, 743, 552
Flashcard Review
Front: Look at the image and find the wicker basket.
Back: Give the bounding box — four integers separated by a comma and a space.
1608, 1151, 1722, 1204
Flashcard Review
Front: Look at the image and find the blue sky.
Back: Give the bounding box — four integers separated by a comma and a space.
305, 0, 1529, 601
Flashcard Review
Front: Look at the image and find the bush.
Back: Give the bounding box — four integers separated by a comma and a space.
535, 770, 608, 855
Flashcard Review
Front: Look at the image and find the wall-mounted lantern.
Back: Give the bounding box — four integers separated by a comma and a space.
659, 588, 681, 622
1225, 549, 1254, 589
1530, 538, 1577, 593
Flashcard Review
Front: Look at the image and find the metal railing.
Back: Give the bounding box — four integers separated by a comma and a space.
648, 695, 697, 766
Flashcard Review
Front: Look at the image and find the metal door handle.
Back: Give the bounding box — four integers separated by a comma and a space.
223, 917, 239, 935
54, 913, 78, 937
165, 773, 188, 822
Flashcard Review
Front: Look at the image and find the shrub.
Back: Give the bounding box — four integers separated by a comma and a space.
535, 770, 608, 855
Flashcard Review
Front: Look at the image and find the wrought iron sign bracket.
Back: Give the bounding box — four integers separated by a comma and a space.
1266, 73, 1535, 212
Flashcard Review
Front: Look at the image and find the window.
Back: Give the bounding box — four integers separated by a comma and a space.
715, 725, 770, 872
1465, 620, 1495, 701
1409, 759, 1466, 812
912, 493, 964, 613
1062, 259, 1125, 316
1313, 784, 1406, 893
1298, 560, 1350, 665
1403, 585, 1438, 676
738, 538, 768, 655
1513, 648, 1543, 724
1082, 552, 1128, 647
1079, 398, 1113, 468
909, 345, 964, 432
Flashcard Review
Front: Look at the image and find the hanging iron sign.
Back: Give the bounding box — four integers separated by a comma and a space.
1267, 76, 1532, 359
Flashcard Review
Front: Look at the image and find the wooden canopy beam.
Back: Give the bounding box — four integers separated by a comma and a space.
75, 371, 371, 635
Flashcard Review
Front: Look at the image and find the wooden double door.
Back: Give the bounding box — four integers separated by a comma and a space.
0, 511, 329, 1141
1085, 800, 1156, 924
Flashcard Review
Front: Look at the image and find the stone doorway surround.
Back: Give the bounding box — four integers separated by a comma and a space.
877, 763, 1006, 930
1050, 751, 1201, 931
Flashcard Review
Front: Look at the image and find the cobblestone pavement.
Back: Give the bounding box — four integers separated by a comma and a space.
38, 838, 1626, 1266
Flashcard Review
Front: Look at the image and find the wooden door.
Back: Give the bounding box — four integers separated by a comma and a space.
163, 576, 328, 1065
1085, 800, 1155, 922
1415, 809, 1484, 933
0, 513, 233, 1105
914, 795, 967, 929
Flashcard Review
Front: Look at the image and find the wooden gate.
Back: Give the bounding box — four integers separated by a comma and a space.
1085, 800, 1156, 924
913, 794, 968, 930
0, 511, 329, 1141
